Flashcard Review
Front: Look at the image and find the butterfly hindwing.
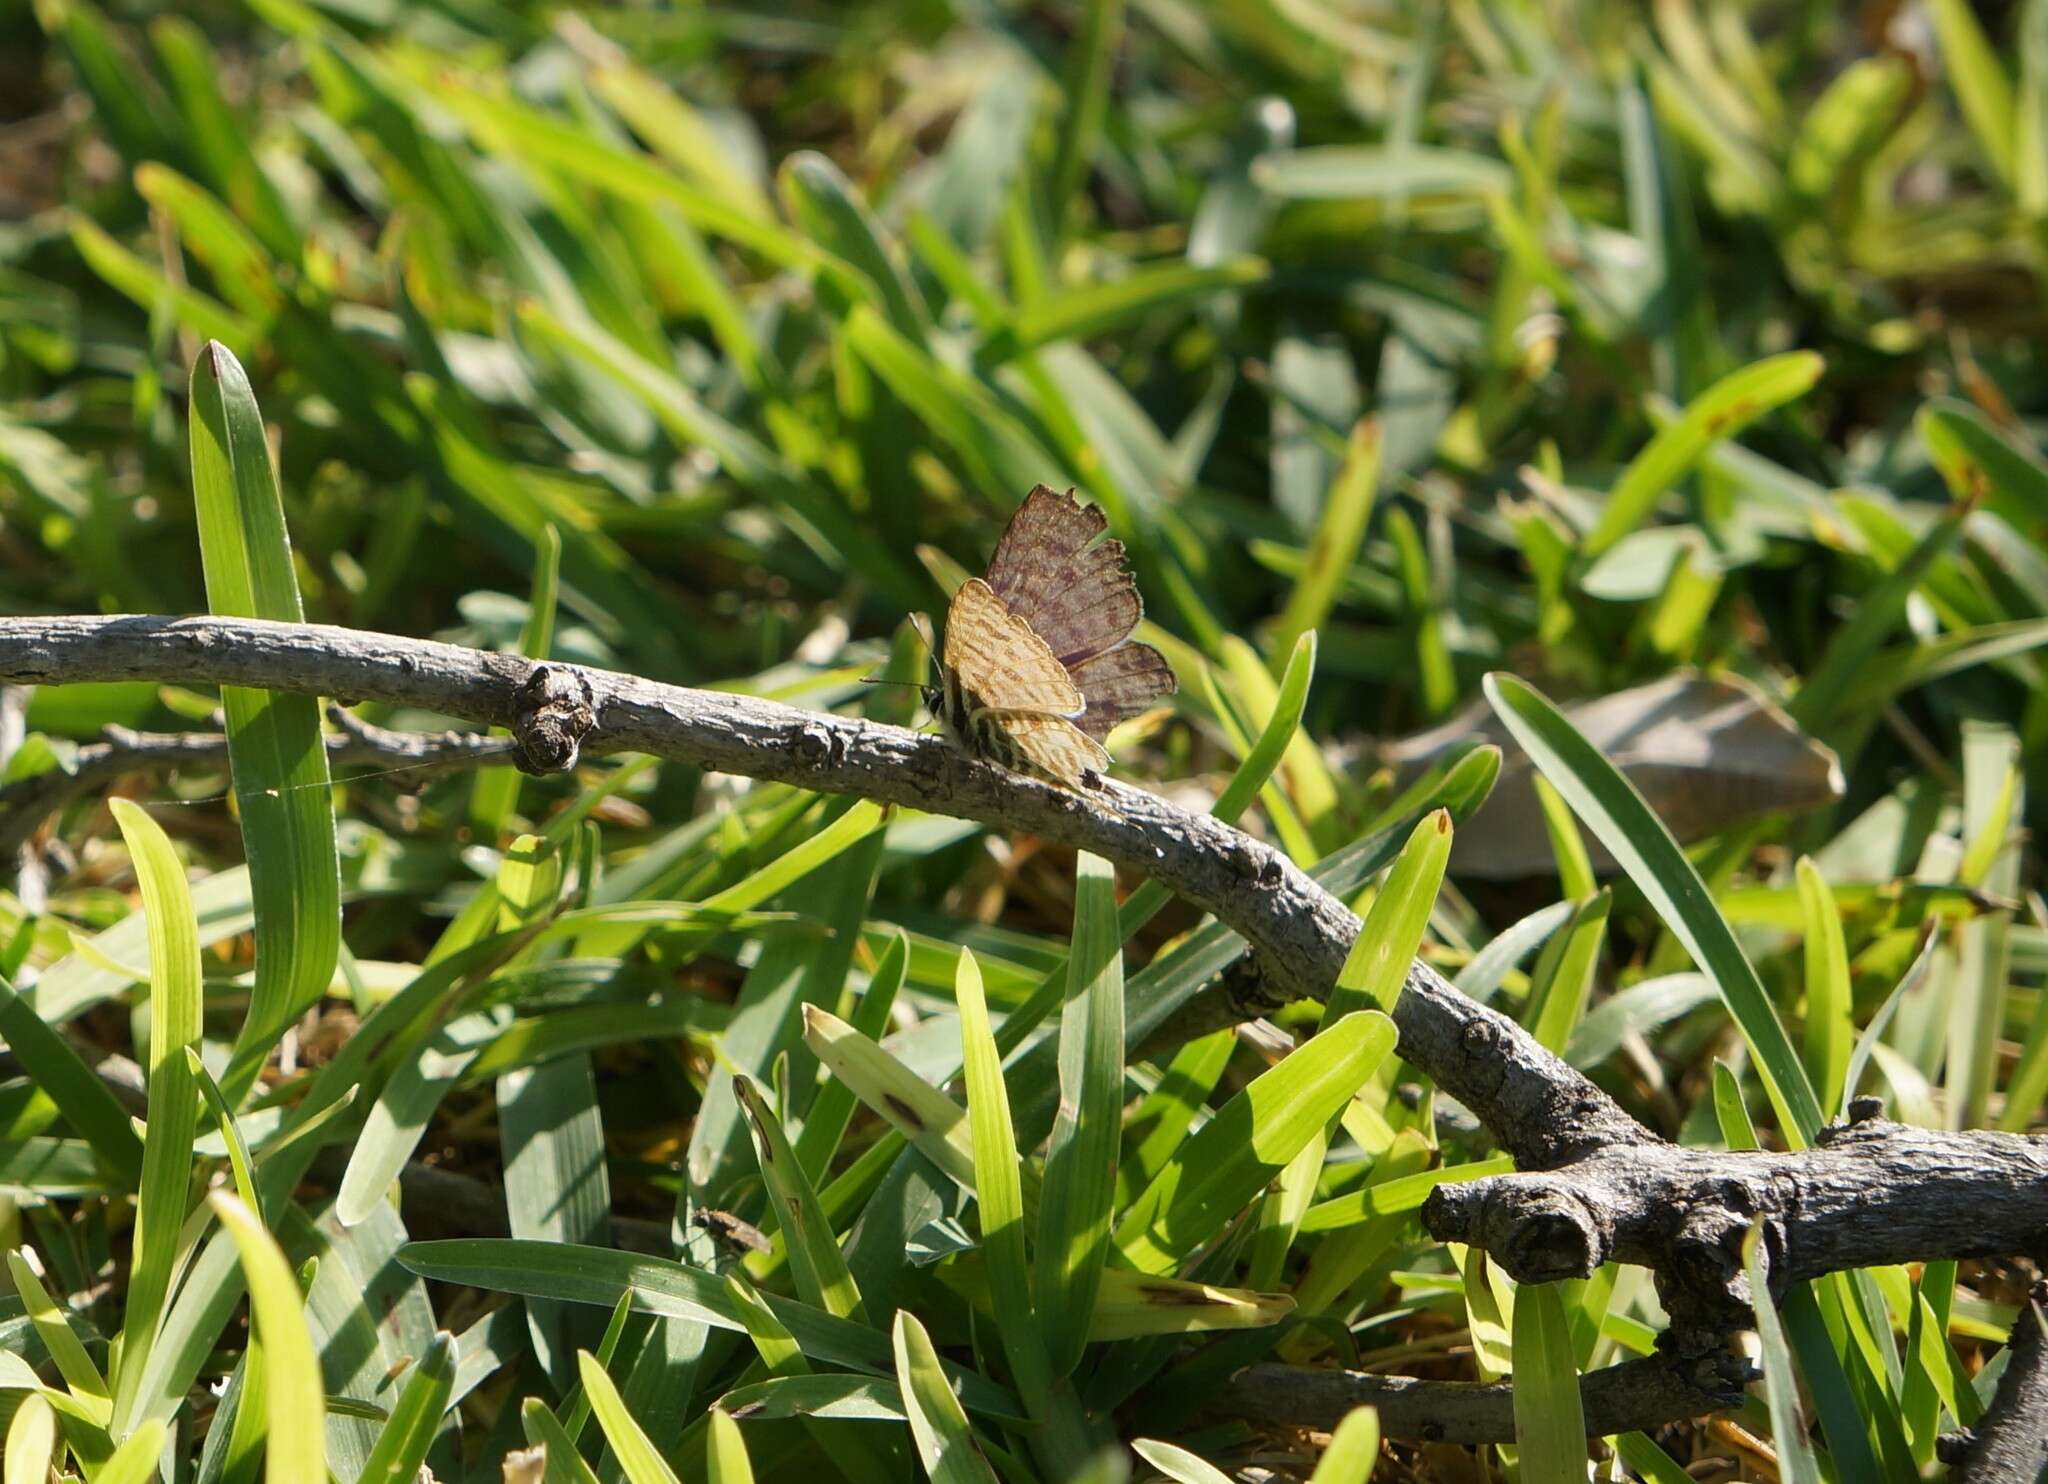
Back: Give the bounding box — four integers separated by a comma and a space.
972, 710, 1111, 790
1068, 641, 1177, 741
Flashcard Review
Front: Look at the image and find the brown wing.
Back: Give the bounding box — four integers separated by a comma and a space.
1068, 641, 1177, 740
942, 578, 1084, 716
983, 486, 1143, 666
981, 711, 1111, 789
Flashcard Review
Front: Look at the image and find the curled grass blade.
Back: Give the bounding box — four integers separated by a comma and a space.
188, 342, 340, 1105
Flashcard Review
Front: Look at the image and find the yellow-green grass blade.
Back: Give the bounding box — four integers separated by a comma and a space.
1035, 853, 1125, 1379
209, 1192, 325, 1484
892, 1310, 1001, 1484
1114, 1012, 1398, 1273
955, 949, 1052, 1412
578, 1351, 682, 1484
107, 799, 204, 1430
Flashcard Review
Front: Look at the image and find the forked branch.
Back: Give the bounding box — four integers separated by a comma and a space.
1, 614, 2040, 1465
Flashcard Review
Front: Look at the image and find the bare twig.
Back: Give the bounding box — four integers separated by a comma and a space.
3, 612, 2043, 1446
0, 701, 509, 859
1945, 1281, 2048, 1484
1221, 1353, 1751, 1445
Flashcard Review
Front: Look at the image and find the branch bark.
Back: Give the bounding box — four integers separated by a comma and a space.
3, 613, 2042, 1449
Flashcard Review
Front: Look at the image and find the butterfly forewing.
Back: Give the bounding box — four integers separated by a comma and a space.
984, 487, 1142, 665
942, 578, 1085, 718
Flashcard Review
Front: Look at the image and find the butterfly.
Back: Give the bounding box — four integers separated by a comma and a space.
911, 486, 1177, 792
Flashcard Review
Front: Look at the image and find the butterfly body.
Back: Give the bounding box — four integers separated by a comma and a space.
920, 488, 1176, 792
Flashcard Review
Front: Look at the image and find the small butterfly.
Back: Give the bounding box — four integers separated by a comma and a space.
912, 486, 1176, 792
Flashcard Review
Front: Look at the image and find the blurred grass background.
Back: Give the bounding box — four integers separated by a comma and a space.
5, 0, 2048, 1478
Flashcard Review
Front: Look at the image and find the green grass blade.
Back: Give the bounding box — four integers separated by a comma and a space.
8, 1248, 111, 1421
66, 216, 255, 351
841, 304, 1068, 499
1927, 0, 2018, 184
4, 1393, 58, 1484
1115, 1011, 1398, 1273
1745, 1228, 1825, 1484
1035, 852, 1125, 1380
1797, 859, 1854, 1115
792, 929, 909, 1181
577, 1350, 682, 1484
135, 167, 283, 320
396, 1238, 1022, 1420
979, 259, 1268, 368
107, 798, 204, 1430
1484, 674, 1826, 1146
149, 17, 299, 260
1580, 353, 1824, 560
0, 972, 142, 1182
1510, 1280, 1586, 1478
892, 1309, 1002, 1484
1047, 0, 1123, 240
1526, 891, 1611, 1057
733, 1074, 865, 1321
1306, 1403, 1378, 1481
1267, 419, 1381, 676
354, 1329, 454, 1484
780, 151, 930, 342
1131, 1439, 1232, 1484
186, 1048, 260, 1222
94, 1417, 169, 1484
705, 1408, 755, 1484
210, 1192, 325, 1484
519, 1399, 604, 1484
188, 342, 341, 1105
1792, 499, 1970, 732
955, 948, 1051, 1411
1250, 145, 1513, 198
1325, 809, 1451, 1022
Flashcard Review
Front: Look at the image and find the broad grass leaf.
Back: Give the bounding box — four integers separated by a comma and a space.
1483, 674, 1827, 1146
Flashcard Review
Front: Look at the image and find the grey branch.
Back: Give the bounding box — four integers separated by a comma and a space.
3, 612, 2043, 1450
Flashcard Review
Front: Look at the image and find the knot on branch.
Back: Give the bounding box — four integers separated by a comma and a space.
511, 665, 596, 775
1665, 1189, 1777, 1324
786, 718, 847, 768
1424, 1176, 1606, 1281
1219, 954, 1293, 1020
